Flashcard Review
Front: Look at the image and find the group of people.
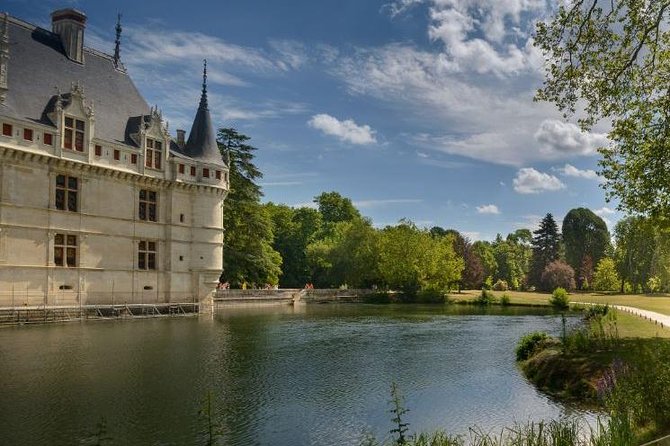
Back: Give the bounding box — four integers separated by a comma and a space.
304, 283, 315, 289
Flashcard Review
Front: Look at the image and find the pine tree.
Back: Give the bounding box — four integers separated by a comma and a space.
530, 213, 561, 289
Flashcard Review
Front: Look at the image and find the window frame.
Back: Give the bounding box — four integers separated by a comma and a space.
44, 132, 54, 146
2, 123, 12, 137
145, 138, 163, 170
138, 240, 157, 270
138, 189, 158, 222
63, 116, 85, 152
55, 174, 79, 212
54, 233, 77, 267
23, 128, 33, 141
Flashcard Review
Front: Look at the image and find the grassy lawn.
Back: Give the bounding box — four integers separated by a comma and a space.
452, 289, 670, 339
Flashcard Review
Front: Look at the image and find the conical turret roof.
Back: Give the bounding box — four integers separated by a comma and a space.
185, 60, 224, 165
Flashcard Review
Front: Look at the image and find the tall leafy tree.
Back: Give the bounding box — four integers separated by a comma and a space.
313, 191, 361, 225
562, 208, 611, 288
441, 230, 483, 290
492, 233, 531, 290
615, 217, 657, 292
218, 128, 282, 287
473, 241, 497, 284
593, 257, 620, 292
529, 213, 561, 288
534, 1, 670, 217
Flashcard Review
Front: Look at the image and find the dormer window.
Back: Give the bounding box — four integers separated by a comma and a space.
145, 138, 162, 169
63, 116, 85, 152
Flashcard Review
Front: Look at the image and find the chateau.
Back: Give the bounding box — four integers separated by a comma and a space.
0, 9, 229, 306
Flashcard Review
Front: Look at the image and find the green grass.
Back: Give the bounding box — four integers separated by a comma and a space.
452, 290, 670, 339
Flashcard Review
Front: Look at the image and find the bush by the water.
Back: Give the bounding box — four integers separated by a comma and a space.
549, 287, 570, 310
475, 289, 496, 305
516, 331, 550, 361
415, 287, 448, 304
499, 294, 511, 306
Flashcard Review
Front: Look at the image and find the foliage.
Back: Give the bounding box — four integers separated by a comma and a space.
472, 241, 497, 284
475, 289, 496, 306
516, 331, 550, 361
492, 279, 508, 291
541, 260, 576, 292
314, 191, 361, 225
491, 233, 531, 291
529, 213, 562, 288
307, 217, 380, 288
415, 287, 448, 304
534, 0, 670, 218
377, 221, 463, 295
578, 255, 594, 291
499, 294, 511, 306
562, 208, 611, 288
647, 276, 662, 294
265, 204, 322, 288
615, 217, 656, 292
604, 342, 670, 437
219, 128, 282, 287
439, 229, 484, 290
549, 287, 570, 310
389, 382, 410, 445
199, 391, 223, 446
592, 258, 620, 292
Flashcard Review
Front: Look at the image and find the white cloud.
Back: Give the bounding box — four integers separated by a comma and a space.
476, 204, 501, 215
308, 114, 377, 145
554, 163, 599, 180
461, 231, 481, 241
594, 206, 616, 217
513, 168, 566, 194
535, 120, 609, 156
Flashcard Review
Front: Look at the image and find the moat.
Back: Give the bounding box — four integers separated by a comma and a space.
0, 304, 595, 445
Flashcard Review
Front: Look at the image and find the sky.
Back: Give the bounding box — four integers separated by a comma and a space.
7, 0, 623, 240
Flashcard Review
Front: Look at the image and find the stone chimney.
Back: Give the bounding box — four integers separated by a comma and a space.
176, 129, 185, 148
51, 9, 87, 63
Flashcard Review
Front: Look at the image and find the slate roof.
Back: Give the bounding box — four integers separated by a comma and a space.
183, 63, 225, 166
2, 16, 150, 147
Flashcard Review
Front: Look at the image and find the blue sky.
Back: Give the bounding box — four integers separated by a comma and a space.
7, 0, 622, 240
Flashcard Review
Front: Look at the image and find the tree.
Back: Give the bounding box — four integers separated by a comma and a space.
313, 191, 361, 225
562, 208, 611, 288
541, 260, 576, 291
615, 216, 660, 292
592, 257, 620, 292
472, 241, 497, 284
578, 255, 594, 290
529, 213, 561, 288
534, 1, 670, 217
265, 204, 322, 288
377, 220, 463, 295
218, 128, 282, 287
441, 230, 484, 290
492, 232, 532, 290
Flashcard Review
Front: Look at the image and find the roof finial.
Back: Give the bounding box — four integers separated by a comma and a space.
199, 58, 209, 110
113, 13, 122, 68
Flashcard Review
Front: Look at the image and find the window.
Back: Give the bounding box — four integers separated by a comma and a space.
23, 129, 33, 141
55, 174, 78, 212
215, 170, 221, 180
203, 168, 210, 178
94, 145, 102, 156
139, 189, 157, 222
2, 123, 12, 136
138, 240, 157, 270
145, 138, 162, 169
113, 149, 120, 161
131, 154, 137, 164
54, 233, 77, 267
63, 116, 85, 151
190, 166, 196, 176
178, 164, 185, 174
44, 133, 54, 146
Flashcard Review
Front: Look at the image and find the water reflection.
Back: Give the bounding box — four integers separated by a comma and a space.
0, 304, 594, 445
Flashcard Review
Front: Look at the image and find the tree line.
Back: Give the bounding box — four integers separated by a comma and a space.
218, 127, 670, 294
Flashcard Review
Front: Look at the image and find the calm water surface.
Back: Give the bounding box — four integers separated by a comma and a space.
0, 304, 594, 445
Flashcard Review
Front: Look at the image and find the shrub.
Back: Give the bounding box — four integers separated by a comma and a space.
492, 279, 509, 291
592, 257, 620, 292
499, 294, 511, 306
475, 289, 496, 305
416, 287, 447, 304
647, 276, 662, 293
549, 287, 570, 310
364, 292, 391, 304
516, 331, 550, 361
541, 260, 576, 291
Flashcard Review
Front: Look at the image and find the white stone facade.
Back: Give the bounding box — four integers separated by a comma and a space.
0, 11, 229, 306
